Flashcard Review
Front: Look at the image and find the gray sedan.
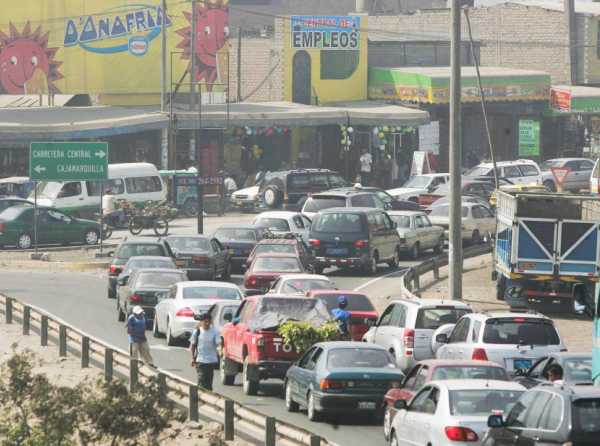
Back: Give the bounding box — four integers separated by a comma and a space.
540, 158, 594, 192
387, 211, 445, 259
164, 235, 231, 280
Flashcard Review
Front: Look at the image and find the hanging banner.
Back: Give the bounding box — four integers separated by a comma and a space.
290, 16, 361, 50
518, 120, 540, 157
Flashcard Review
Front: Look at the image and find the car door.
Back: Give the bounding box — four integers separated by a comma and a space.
267, 277, 281, 294
382, 212, 398, 259
288, 346, 317, 400
514, 390, 554, 446
295, 347, 323, 406
503, 165, 524, 185
576, 159, 595, 190
372, 304, 396, 347
210, 238, 225, 274
156, 285, 177, 332
518, 357, 551, 388
34, 209, 54, 244
118, 271, 136, 315
414, 215, 433, 249
396, 365, 423, 402
46, 209, 79, 243
292, 214, 310, 241
437, 317, 470, 359
401, 385, 439, 446
487, 390, 537, 446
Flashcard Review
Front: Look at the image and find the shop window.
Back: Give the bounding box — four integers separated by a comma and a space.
320, 50, 360, 80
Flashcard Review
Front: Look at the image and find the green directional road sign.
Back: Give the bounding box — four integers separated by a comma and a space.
29, 142, 109, 181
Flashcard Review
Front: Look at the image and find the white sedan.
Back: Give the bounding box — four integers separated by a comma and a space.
231, 185, 260, 211
428, 202, 496, 244
253, 211, 312, 242
388, 210, 445, 258
153, 281, 244, 346
266, 274, 335, 295
389, 380, 525, 446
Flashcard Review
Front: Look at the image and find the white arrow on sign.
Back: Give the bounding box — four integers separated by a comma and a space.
95, 151, 106, 158
34, 165, 46, 174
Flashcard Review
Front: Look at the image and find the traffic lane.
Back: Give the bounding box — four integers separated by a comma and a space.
0, 269, 387, 446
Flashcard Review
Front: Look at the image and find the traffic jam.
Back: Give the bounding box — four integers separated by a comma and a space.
30, 158, 590, 446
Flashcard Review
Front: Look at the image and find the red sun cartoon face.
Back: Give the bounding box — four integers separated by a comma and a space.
0, 22, 62, 94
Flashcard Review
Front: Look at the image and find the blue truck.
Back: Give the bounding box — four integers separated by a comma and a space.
493, 190, 600, 315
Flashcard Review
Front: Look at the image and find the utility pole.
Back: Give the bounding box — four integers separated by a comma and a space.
565, 0, 577, 85
237, 27, 242, 102
449, 0, 463, 300
160, 0, 167, 112
190, 0, 197, 112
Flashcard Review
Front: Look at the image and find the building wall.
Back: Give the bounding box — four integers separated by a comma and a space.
582, 16, 600, 85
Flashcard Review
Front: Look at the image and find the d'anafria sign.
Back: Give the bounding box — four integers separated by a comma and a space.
30, 142, 109, 181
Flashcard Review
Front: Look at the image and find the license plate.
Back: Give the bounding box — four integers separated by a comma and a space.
513, 359, 532, 370
175, 260, 186, 267
326, 248, 348, 255
520, 262, 537, 269
358, 402, 376, 410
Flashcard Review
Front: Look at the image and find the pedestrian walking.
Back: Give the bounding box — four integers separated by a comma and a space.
359, 148, 373, 186
190, 312, 221, 391
126, 306, 154, 366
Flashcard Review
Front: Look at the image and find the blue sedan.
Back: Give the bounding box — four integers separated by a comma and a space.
284, 342, 405, 421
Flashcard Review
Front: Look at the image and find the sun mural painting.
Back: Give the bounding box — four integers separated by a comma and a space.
176, 0, 229, 92
0, 22, 63, 95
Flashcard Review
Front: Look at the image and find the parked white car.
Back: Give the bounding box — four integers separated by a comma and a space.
387, 174, 450, 202
388, 210, 445, 259
253, 211, 312, 242
266, 273, 334, 294
362, 299, 472, 370
435, 311, 566, 375
389, 379, 525, 446
464, 159, 542, 185
153, 281, 244, 346
539, 157, 594, 192
428, 202, 496, 244
231, 185, 260, 211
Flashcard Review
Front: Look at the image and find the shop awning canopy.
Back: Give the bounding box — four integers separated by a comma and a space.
331, 100, 429, 127
550, 85, 600, 114
0, 105, 168, 140
368, 66, 551, 105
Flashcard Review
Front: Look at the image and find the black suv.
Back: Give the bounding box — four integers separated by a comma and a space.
309, 207, 401, 275
258, 169, 347, 210
107, 239, 174, 299
485, 384, 600, 446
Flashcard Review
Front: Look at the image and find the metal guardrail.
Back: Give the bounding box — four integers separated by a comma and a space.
0, 295, 328, 446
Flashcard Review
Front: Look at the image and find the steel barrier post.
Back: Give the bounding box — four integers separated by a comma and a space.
158, 373, 167, 405
105, 349, 113, 382
433, 259, 440, 280
265, 417, 276, 446
22, 306, 30, 335
5, 297, 12, 324
129, 359, 139, 392
413, 271, 420, 290
310, 435, 322, 446
224, 399, 234, 440
189, 385, 199, 421
41, 315, 48, 346
59, 325, 67, 357
81, 337, 90, 368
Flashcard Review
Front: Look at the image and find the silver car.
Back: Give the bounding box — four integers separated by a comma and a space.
153, 281, 244, 346
389, 379, 525, 446
206, 300, 242, 335
388, 211, 445, 259
539, 157, 594, 192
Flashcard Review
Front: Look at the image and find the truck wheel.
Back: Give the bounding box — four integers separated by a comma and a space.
242, 357, 259, 395
263, 186, 281, 209
285, 380, 299, 412
220, 357, 236, 386
496, 276, 506, 301
387, 248, 400, 268
544, 180, 556, 192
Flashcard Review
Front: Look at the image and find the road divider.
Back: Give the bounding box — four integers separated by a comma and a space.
0, 295, 331, 446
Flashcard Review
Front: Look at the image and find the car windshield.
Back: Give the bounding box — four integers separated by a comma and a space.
253, 257, 302, 272
564, 358, 593, 382
429, 205, 469, 218
303, 196, 346, 213
117, 244, 166, 259
390, 215, 411, 228
255, 218, 290, 232
34, 181, 63, 198
182, 286, 241, 300
416, 307, 471, 330
316, 293, 375, 312
136, 272, 183, 288
482, 318, 560, 345
449, 389, 523, 416
464, 166, 492, 177
539, 160, 563, 170
313, 213, 364, 233
403, 176, 432, 188
167, 237, 210, 251
573, 399, 600, 436
282, 279, 331, 293
124, 258, 174, 273
327, 348, 394, 368
214, 228, 257, 242
432, 366, 508, 381
254, 244, 297, 256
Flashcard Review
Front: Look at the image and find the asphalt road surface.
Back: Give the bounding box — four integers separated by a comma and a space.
0, 258, 431, 446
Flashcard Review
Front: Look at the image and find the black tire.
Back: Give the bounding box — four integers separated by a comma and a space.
84, 229, 99, 246
307, 391, 322, 422
263, 186, 281, 209
242, 356, 259, 395
364, 254, 378, 276
220, 357, 236, 385
153, 218, 169, 236
117, 299, 125, 322
101, 224, 113, 240
129, 217, 144, 235
471, 230, 481, 245
152, 316, 164, 338
221, 262, 232, 280
166, 320, 177, 346
17, 233, 33, 250
496, 275, 506, 301
285, 380, 299, 412
387, 248, 400, 268
411, 243, 420, 260
434, 237, 444, 254
183, 199, 198, 218
544, 180, 556, 192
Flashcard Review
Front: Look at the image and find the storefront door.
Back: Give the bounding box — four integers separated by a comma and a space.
292, 51, 312, 105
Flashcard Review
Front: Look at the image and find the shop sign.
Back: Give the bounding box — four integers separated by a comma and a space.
551, 88, 572, 111
518, 120, 540, 157
29, 142, 109, 181
291, 16, 360, 50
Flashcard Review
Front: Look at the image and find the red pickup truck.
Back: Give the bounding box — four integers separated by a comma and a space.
220, 295, 331, 395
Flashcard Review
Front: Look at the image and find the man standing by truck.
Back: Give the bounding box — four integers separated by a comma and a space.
190, 313, 221, 391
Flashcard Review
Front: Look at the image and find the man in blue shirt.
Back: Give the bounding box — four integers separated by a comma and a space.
190, 312, 221, 391
126, 306, 154, 366
331, 295, 351, 339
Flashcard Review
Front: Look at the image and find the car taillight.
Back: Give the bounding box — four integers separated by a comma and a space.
249, 278, 257, 286
472, 348, 488, 361
354, 240, 368, 248
403, 329, 414, 356
320, 379, 344, 390
109, 265, 122, 274
309, 239, 321, 247
130, 293, 142, 303
193, 256, 208, 264
176, 307, 195, 317
445, 426, 478, 442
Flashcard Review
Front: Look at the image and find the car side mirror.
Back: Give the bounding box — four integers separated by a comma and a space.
435, 333, 449, 344
487, 414, 505, 428
223, 312, 233, 322
394, 399, 407, 410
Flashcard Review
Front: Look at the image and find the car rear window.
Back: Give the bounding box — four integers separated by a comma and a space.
449, 389, 523, 416
283, 279, 331, 293
316, 293, 375, 312
415, 307, 471, 330
166, 237, 210, 251
482, 318, 560, 345
254, 244, 297, 256
255, 218, 290, 232
117, 244, 166, 259
126, 259, 175, 272
327, 348, 394, 368
464, 166, 492, 177
214, 228, 257, 242
303, 196, 346, 213
573, 399, 600, 437
313, 213, 364, 233
432, 366, 508, 381
287, 174, 309, 189
253, 257, 302, 273
136, 272, 184, 288
182, 286, 241, 300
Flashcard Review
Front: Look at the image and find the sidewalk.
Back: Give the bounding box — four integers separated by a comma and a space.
420, 255, 592, 352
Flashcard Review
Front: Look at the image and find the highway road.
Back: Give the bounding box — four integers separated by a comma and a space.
0, 256, 432, 445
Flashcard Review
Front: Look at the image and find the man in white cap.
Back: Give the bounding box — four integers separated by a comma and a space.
126, 306, 154, 366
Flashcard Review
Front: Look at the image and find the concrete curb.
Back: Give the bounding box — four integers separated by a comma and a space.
417, 254, 492, 294
0, 260, 109, 271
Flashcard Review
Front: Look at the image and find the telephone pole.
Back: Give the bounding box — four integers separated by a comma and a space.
449, 0, 463, 300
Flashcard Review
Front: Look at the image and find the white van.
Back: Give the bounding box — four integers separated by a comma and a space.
32, 163, 166, 218
591, 158, 600, 194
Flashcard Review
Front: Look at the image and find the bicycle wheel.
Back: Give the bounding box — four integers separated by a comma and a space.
129, 217, 144, 235
101, 224, 113, 240
153, 218, 169, 236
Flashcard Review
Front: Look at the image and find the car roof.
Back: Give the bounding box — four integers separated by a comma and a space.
478, 311, 550, 320
537, 383, 600, 398
548, 352, 592, 360
125, 256, 173, 262
254, 253, 300, 259
256, 211, 299, 218
278, 274, 330, 281
165, 235, 209, 239
307, 289, 366, 296
318, 207, 380, 214
386, 210, 425, 217
245, 294, 315, 302
177, 281, 240, 289
216, 223, 264, 230
120, 239, 166, 245
132, 267, 183, 273
315, 341, 387, 350
388, 298, 472, 309
256, 238, 299, 245
417, 359, 505, 368
545, 157, 590, 163
314, 189, 372, 197
477, 159, 539, 168
429, 379, 525, 391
